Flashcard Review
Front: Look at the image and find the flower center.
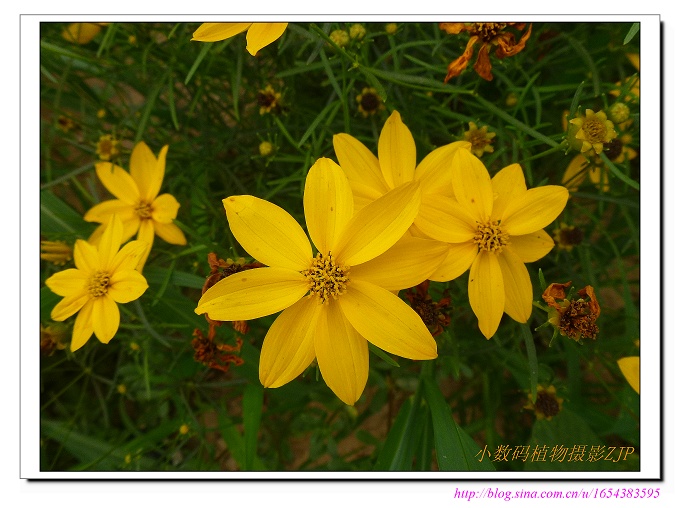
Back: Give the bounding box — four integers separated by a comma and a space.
470, 22, 507, 41
360, 93, 379, 112
474, 219, 509, 253
87, 270, 111, 297
135, 201, 153, 219
535, 391, 561, 418
581, 118, 607, 143
302, 253, 349, 304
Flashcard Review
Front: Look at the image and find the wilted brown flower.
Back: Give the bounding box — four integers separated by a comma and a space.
404, 281, 451, 337
191, 328, 244, 373
542, 281, 600, 341
440, 22, 532, 81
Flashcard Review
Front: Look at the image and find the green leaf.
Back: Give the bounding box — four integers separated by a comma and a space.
623, 23, 640, 45
243, 383, 264, 470
297, 100, 340, 148
41, 286, 62, 323
143, 266, 206, 289
521, 324, 539, 403
422, 378, 495, 471
368, 342, 400, 367
184, 42, 212, 85
40, 191, 93, 237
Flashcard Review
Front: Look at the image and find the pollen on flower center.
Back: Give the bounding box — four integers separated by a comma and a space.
582, 119, 607, 142
87, 270, 111, 297
135, 201, 153, 219
302, 253, 350, 304
474, 219, 509, 253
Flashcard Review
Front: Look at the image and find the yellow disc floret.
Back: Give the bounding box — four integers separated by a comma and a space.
88, 270, 111, 297
474, 220, 509, 253
303, 253, 350, 304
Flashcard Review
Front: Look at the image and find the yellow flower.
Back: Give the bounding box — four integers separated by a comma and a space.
355, 87, 384, 117
349, 24, 366, 40
259, 141, 274, 156
329, 29, 350, 48
191, 23, 288, 56
568, 109, 617, 155
96, 134, 121, 161
385, 23, 398, 35
45, 216, 149, 352
195, 158, 438, 405
463, 121, 496, 157
84, 142, 187, 271
61, 23, 108, 45
40, 240, 73, 265
562, 133, 637, 193
617, 356, 640, 394
439, 22, 532, 82
333, 111, 468, 281
417, 149, 568, 339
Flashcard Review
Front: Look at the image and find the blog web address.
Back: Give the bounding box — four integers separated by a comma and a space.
453, 487, 661, 502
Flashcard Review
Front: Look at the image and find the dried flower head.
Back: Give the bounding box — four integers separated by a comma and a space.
40, 323, 70, 356
356, 87, 385, 117
404, 281, 452, 337
257, 85, 282, 115
524, 385, 564, 420
542, 281, 600, 342
552, 223, 584, 251
440, 22, 532, 81
191, 328, 244, 373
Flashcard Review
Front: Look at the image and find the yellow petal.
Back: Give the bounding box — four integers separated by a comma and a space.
151, 193, 180, 223
130, 142, 166, 202
562, 155, 589, 192
468, 251, 504, 339
224, 195, 312, 271
490, 163, 527, 221
304, 158, 354, 254
378, 111, 416, 188
195, 267, 308, 321
62, 23, 102, 44
98, 216, 124, 270
95, 162, 140, 205
502, 186, 569, 236
51, 292, 90, 321
191, 22, 252, 42
428, 242, 478, 282
414, 141, 471, 196
315, 302, 369, 405
413, 198, 477, 243
73, 239, 99, 273
92, 295, 120, 344
109, 239, 148, 273
617, 357, 640, 394
451, 149, 494, 220
339, 279, 437, 360
350, 236, 449, 291
497, 249, 532, 323
83, 199, 136, 225
153, 221, 187, 245
334, 181, 421, 266
509, 230, 554, 262
45, 269, 87, 297
108, 269, 149, 303
70, 299, 95, 352
333, 133, 389, 200
134, 220, 155, 272
245, 23, 288, 55
259, 298, 321, 389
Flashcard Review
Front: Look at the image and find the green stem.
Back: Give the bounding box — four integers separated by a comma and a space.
520, 323, 539, 403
